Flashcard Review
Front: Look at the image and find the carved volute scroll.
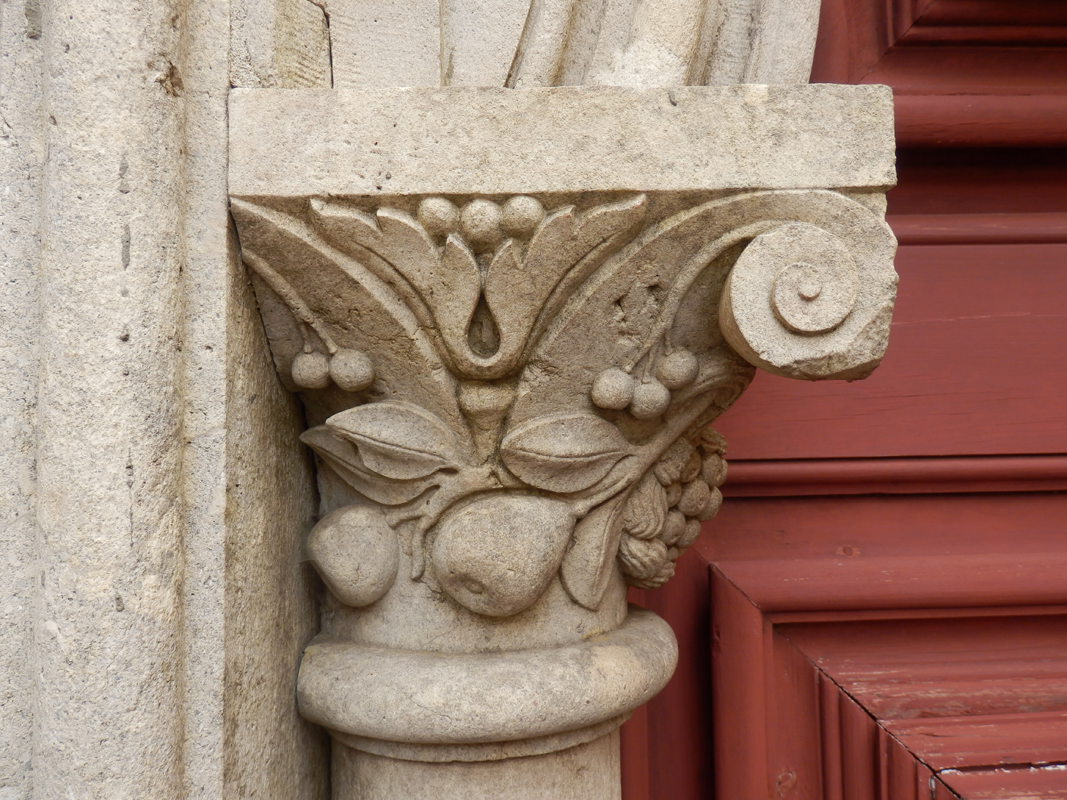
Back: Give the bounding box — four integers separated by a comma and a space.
228, 85, 897, 796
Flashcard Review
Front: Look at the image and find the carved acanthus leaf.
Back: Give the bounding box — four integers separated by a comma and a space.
558, 491, 630, 611
230, 198, 468, 437
309, 199, 484, 372
486, 195, 648, 370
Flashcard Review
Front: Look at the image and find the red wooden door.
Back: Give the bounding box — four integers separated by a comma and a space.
621, 2, 1067, 797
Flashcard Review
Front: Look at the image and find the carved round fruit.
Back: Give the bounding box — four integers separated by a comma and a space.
629, 380, 671, 420
307, 505, 399, 607
676, 479, 711, 517
618, 535, 668, 580
329, 348, 375, 392
682, 449, 702, 483
460, 199, 505, 251
702, 453, 728, 487
590, 368, 635, 410
291, 351, 331, 389
659, 509, 687, 547
656, 349, 699, 390
639, 559, 677, 590
697, 487, 723, 521
501, 195, 545, 237
431, 494, 575, 617
664, 481, 682, 507
417, 197, 460, 239
622, 474, 667, 540
653, 440, 692, 486
677, 518, 702, 549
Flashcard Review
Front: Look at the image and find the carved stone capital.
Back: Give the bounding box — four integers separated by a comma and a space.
229, 86, 897, 798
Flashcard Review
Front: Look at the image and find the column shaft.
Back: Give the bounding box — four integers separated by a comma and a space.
34, 1, 187, 795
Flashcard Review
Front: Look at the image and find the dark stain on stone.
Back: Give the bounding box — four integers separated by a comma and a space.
155, 60, 184, 97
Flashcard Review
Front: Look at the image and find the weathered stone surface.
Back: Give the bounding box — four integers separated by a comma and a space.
229, 85, 896, 197
697, 0, 823, 85
230, 0, 332, 88
32, 3, 189, 795
327, 0, 442, 88
333, 731, 622, 800
298, 608, 677, 747
221, 241, 329, 800
720, 200, 899, 381
229, 81, 897, 800
0, 2, 42, 795
233, 0, 823, 90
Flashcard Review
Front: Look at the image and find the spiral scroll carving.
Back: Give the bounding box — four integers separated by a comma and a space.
719, 195, 897, 382
764, 224, 860, 335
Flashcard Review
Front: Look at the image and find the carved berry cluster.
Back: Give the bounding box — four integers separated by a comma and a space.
618, 428, 727, 589
417, 195, 546, 253
591, 348, 699, 420
292, 347, 376, 392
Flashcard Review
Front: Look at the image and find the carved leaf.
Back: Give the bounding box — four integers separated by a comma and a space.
309, 199, 482, 363
326, 401, 466, 481
485, 197, 646, 357
621, 473, 668, 540
559, 492, 629, 610
438, 234, 485, 364
309, 199, 383, 251
500, 412, 631, 493
231, 199, 467, 436
310, 200, 443, 296
511, 194, 647, 346
377, 211, 480, 344
300, 427, 435, 505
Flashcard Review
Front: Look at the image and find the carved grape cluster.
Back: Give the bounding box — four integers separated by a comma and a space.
291, 347, 376, 392
591, 349, 699, 420
417, 195, 546, 253
617, 428, 727, 589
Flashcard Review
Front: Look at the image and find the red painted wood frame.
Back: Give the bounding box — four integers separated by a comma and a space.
704, 495, 1067, 800
811, 0, 1067, 146
618, 144, 1067, 795
617, 1, 1067, 796
621, 491, 1067, 800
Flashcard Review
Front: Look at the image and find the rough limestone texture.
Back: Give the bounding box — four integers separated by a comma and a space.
229, 85, 896, 197
230, 0, 332, 89
0, 2, 42, 796
232, 0, 823, 89
220, 232, 329, 799
230, 85, 897, 799
333, 731, 622, 800
298, 609, 677, 749
0, 1, 327, 798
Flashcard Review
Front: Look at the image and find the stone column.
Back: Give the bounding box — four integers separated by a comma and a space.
33, 2, 187, 794
229, 83, 897, 799
3, 2, 328, 797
